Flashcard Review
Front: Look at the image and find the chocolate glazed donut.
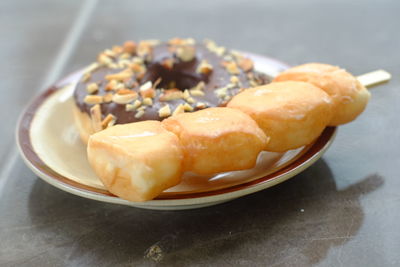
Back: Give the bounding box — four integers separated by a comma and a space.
72, 38, 269, 143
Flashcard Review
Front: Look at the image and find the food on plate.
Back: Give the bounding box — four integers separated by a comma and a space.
227, 81, 333, 152
87, 121, 183, 202
73, 38, 269, 143
273, 63, 370, 125
162, 107, 269, 175
76, 40, 372, 201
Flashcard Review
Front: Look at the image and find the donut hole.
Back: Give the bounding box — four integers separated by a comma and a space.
143, 61, 206, 91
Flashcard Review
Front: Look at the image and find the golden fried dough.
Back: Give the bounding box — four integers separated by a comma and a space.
162, 107, 269, 175
228, 81, 333, 152
273, 63, 370, 125
87, 121, 183, 201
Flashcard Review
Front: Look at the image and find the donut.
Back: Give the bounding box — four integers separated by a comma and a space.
162, 107, 269, 175
73, 38, 269, 143
87, 120, 183, 202
273, 63, 370, 126
227, 81, 333, 152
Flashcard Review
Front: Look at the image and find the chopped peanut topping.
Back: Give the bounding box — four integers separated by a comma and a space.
227, 83, 236, 89
186, 97, 195, 104
183, 89, 190, 99
185, 38, 196, 45
103, 93, 113, 103
123, 41, 136, 54
161, 58, 174, 70
238, 58, 254, 72
117, 61, 130, 69
189, 90, 205, 96
119, 53, 131, 60
196, 60, 213, 74
205, 39, 226, 56
172, 104, 185, 116
105, 69, 133, 81
142, 97, 153, 106
125, 104, 134, 111
112, 45, 123, 54
139, 81, 155, 98
81, 73, 91, 82
137, 105, 146, 112
141, 39, 161, 46
230, 75, 240, 84
195, 102, 207, 109
105, 80, 118, 91
159, 89, 183, 101
108, 63, 118, 69
135, 110, 145, 118
83, 39, 263, 128
84, 95, 103, 105
140, 87, 156, 98
223, 55, 234, 62
225, 61, 240, 75
231, 50, 244, 60
214, 46, 226, 56
112, 92, 138, 104
168, 38, 195, 46
101, 114, 116, 129
132, 56, 144, 65
98, 53, 113, 65
168, 38, 185, 46
176, 46, 196, 62
191, 81, 205, 91
129, 63, 146, 74
117, 88, 134, 95
114, 82, 125, 90
158, 104, 171, 118
183, 103, 194, 112
137, 42, 153, 61
133, 99, 142, 108
86, 83, 98, 94
136, 72, 145, 81
139, 81, 152, 91
84, 62, 99, 73
126, 100, 142, 111
215, 87, 228, 99
104, 49, 116, 58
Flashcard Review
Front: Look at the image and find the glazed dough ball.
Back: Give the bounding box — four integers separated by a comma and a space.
273, 63, 370, 126
87, 121, 183, 202
162, 107, 269, 175
228, 81, 333, 152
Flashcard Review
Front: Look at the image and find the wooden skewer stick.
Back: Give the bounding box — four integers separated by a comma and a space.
357, 69, 391, 88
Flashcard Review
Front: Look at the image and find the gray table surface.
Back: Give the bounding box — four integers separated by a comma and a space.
1, 0, 399, 266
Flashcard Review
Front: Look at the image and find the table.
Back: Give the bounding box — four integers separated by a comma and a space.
1, 0, 399, 266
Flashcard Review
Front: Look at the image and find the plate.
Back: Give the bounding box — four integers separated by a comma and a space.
17, 53, 337, 210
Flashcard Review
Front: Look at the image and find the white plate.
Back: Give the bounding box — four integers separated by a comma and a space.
17, 53, 337, 210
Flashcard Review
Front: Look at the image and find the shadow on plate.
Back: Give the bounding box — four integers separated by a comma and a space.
27, 159, 383, 266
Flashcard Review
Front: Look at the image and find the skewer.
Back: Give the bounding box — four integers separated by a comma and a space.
357, 69, 391, 88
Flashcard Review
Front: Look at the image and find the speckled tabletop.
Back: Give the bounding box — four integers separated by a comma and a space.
1, 0, 399, 266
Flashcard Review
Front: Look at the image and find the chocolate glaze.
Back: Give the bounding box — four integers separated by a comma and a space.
74, 42, 269, 124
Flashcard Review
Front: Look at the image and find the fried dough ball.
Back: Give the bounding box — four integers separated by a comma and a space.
162, 107, 269, 175
87, 121, 183, 202
273, 63, 370, 126
227, 81, 333, 152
